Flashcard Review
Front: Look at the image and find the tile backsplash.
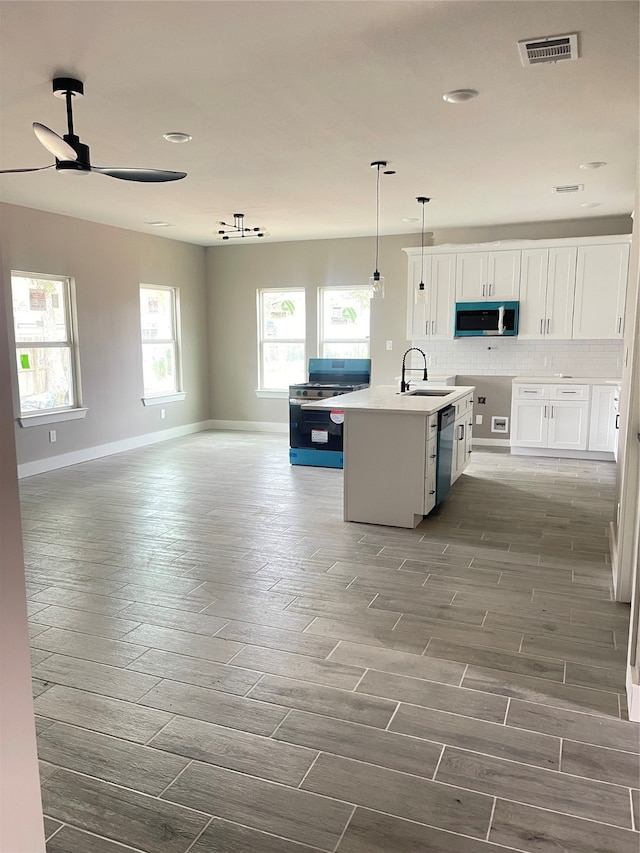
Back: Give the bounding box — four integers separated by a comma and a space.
409, 338, 623, 379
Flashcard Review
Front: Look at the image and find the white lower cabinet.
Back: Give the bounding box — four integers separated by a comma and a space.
588, 385, 618, 453
511, 382, 615, 456
451, 393, 474, 483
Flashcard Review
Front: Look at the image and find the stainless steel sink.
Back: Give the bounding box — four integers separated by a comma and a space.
400, 389, 453, 396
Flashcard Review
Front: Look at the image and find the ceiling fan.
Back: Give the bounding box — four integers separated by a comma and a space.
0, 77, 187, 182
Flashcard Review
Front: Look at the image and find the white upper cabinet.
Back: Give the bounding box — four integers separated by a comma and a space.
572, 243, 630, 339
406, 253, 455, 340
518, 247, 576, 340
455, 250, 520, 301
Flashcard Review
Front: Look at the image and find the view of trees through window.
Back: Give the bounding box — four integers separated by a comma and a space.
319, 287, 370, 358
11, 274, 76, 413
259, 289, 306, 389
140, 286, 180, 396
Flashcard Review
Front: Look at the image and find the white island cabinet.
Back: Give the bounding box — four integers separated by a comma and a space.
303, 385, 474, 528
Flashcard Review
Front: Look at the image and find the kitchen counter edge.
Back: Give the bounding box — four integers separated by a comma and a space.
301, 385, 475, 415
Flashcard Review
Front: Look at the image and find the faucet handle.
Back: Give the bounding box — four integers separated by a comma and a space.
405, 380, 411, 392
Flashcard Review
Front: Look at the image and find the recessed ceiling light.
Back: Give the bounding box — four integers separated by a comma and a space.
403, 217, 419, 223
163, 132, 192, 143
442, 89, 478, 104
579, 161, 607, 170
580, 202, 602, 208
144, 220, 173, 227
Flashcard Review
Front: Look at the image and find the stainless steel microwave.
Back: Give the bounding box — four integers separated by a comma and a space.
454, 301, 519, 337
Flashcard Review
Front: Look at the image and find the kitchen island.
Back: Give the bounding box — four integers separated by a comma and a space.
303, 385, 475, 528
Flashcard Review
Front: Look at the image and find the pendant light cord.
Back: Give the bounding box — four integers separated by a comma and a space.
420, 199, 425, 285
375, 164, 381, 275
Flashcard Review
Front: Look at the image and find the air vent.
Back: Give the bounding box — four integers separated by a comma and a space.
518, 33, 578, 66
553, 184, 584, 195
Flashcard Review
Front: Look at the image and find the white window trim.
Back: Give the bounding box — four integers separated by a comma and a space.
140, 284, 183, 398
12, 270, 84, 419
318, 285, 371, 358
18, 408, 88, 428
257, 287, 306, 392
142, 392, 187, 406
255, 389, 288, 399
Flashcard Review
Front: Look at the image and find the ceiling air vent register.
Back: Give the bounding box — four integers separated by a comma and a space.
518, 33, 578, 66
553, 184, 584, 195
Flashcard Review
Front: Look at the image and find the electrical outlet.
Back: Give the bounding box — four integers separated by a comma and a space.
386, 340, 393, 351
160, 409, 166, 420
475, 414, 483, 425
49, 430, 56, 443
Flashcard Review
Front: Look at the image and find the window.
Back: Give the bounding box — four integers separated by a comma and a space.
11, 272, 80, 415
140, 285, 182, 399
258, 289, 306, 390
319, 286, 370, 358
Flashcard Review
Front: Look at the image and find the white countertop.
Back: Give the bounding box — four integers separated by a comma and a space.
302, 385, 475, 415
513, 376, 621, 385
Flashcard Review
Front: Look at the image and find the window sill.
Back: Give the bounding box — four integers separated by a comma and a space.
18, 408, 89, 428
142, 392, 187, 406
255, 389, 289, 399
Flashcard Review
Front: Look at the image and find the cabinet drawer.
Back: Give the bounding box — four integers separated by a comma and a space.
426, 438, 438, 476
549, 384, 589, 401
424, 470, 437, 514
427, 414, 439, 437
513, 384, 548, 400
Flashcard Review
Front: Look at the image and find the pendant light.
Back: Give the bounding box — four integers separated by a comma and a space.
369, 160, 393, 299
415, 196, 431, 303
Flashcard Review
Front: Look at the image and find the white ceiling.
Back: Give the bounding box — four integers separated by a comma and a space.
0, 1, 638, 246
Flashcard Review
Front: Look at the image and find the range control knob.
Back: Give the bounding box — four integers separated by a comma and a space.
333, 391, 341, 396
317, 391, 324, 397
302, 389, 308, 396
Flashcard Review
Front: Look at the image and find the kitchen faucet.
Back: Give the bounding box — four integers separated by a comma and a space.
400, 347, 428, 393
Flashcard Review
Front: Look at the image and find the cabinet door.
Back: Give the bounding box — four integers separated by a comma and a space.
487, 250, 520, 300
573, 243, 630, 339
588, 385, 616, 453
547, 401, 589, 450
511, 400, 548, 447
406, 255, 430, 339
430, 253, 456, 339
455, 252, 487, 301
451, 417, 467, 483
518, 249, 548, 339
545, 247, 577, 339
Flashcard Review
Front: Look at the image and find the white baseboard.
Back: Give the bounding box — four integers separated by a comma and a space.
17, 420, 214, 479
209, 419, 288, 434
510, 446, 615, 461
472, 438, 511, 448
627, 664, 640, 722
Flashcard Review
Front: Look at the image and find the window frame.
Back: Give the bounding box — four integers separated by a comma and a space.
318, 285, 371, 359
11, 270, 86, 426
140, 284, 184, 405
256, 287, 306, 394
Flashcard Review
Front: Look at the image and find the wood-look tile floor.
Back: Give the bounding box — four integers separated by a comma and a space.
21, 432, 638, 852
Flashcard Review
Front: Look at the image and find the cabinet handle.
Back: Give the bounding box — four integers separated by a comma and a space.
430, 453, 437, 459
546, 319, 550, 334
431, 320, 435, 335
615, 413, 620, 429
544, 405, 547, 418
458, 424, 465, 440
618, 317, 622, 334
482, 284, 486, 297
522, 390, 537, 394
428, 490, 436, 496
550, 406, 555, 418
425, 322, 429, 335
489, 283, 493, 296
540, 319, 544, 335
561, 391, 576, 395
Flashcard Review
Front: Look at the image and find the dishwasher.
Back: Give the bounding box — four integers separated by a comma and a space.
436, 405, 456, 505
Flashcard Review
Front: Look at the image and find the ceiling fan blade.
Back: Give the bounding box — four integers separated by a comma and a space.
0, 164, 55, 174
91, 167, 187, 183
33, 123, 78, 161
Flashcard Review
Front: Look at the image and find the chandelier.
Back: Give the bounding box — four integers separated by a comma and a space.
215, 213, 268, 240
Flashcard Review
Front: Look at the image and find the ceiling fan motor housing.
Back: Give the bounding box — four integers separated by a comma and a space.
56, 136, 91, 172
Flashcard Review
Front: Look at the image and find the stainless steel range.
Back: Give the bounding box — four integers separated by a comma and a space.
289, 358, 371, 468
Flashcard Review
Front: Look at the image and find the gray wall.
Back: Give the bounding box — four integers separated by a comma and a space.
207, 215, 632, 426
1, 204, 210, 465
457, 375, 514, 440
